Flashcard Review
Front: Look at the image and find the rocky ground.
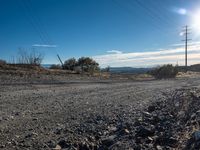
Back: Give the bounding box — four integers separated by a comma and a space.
1, 73, 200, 150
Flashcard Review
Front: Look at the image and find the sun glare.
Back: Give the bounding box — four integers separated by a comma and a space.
192, 10, 200, 34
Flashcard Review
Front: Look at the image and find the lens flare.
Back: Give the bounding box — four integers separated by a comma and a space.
192, 10, 200, 34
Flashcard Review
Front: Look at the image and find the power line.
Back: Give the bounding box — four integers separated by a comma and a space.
25, 0, 61, 64
129, 0, 182, 37
111, 0, 138, 18
112, 0, 167, 33
18, 0, 53, 45
133, 0, 172, 27
111, 0, 181, 43
132, 0, 182, 37
21, 0, 51, 45
17, 0, 46, 44
146, 0, 177, 26
17, 0, 60, 64
27, 0, 54, 45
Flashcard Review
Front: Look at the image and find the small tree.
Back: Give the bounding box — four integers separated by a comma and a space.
64, 58, 77, 71
77, 57, 99, 73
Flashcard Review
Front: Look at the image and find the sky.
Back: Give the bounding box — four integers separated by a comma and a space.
1, 0, 200, 67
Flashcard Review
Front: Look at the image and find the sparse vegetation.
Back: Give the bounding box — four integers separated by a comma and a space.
149, 64, 178, 79
101, 66, 110, 72
17, 49, 44, 65
49, 64, 62, 69
77, 57, 100, 73
64, 58, 77, 71
63, 57, 100, 74
0, 59, 6, 65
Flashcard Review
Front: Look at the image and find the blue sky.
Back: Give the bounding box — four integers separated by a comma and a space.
1, 0, 200, 67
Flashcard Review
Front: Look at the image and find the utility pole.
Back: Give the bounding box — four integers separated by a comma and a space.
57, 54, 64, 69
182, 25, 191, 69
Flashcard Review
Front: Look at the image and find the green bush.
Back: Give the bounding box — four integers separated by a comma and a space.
149, 64, 178, 79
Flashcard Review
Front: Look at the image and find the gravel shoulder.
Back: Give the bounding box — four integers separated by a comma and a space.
1, 74, 200, 149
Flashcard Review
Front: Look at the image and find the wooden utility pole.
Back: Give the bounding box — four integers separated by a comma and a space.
57, 54, 64, 69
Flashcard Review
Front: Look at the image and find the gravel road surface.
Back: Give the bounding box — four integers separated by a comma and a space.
1, 75, 200, 149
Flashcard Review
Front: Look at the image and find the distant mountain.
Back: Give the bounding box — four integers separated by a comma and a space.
42, 64, 53, 68
42, 64, 152, 74
109, 67, 152, 74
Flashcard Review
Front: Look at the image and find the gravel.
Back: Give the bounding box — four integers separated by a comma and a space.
1, 74, 200, 149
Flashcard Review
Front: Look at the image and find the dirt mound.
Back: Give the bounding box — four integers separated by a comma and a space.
0, 64, 48, 74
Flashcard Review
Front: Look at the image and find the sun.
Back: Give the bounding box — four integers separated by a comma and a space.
192, 10, 200, 34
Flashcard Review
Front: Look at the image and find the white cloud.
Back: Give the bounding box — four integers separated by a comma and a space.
32, 44, 57, 48
171, 41, 200, 47
92, 42, 200, 67
173, 7, 187, 15
178, 8, 187, 15
106, 50, 123, 54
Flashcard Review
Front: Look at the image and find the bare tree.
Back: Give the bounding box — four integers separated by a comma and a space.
17, 48, 44, 65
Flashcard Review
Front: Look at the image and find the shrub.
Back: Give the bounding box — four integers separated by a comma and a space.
149, 64, 178, 79
64, 58, 77, 71
77, 57, 100, 73
49, 64, 62, 69
63, 57, 100, 74
0, 59, 6, 65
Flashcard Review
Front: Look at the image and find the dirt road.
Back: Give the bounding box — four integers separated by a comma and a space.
1, 75, 200, 149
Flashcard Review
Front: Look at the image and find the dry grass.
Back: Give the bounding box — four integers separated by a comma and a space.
177, 71, 200, 78
0, 64, 112, 80
1, 63, 179, 81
